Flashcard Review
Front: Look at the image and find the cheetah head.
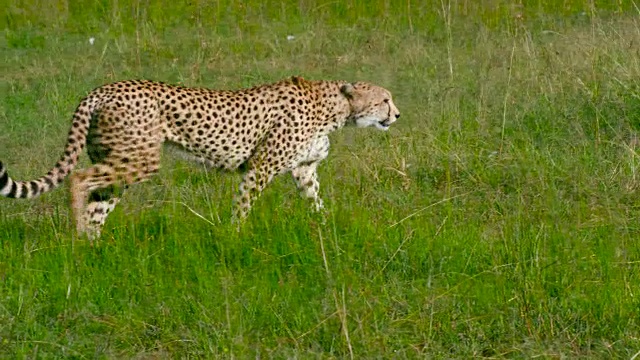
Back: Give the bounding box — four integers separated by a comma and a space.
341, 82, 400, 131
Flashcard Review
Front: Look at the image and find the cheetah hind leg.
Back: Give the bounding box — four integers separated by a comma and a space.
70, 161, 158, 241
70, 164, 121, 241
81, 185, 124, 240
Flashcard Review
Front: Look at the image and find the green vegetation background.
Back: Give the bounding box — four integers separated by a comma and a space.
1, 0, 639, 358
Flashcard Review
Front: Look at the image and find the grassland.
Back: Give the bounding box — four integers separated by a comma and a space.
1, 0, 640, 358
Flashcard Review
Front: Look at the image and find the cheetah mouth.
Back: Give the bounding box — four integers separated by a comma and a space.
354, 115, 393, 131
377, 119, 393, 130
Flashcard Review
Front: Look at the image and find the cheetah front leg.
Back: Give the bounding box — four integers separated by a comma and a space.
291, 162, 324, 211
231, 134, 329, 224
233, 167, 278, 222
232, 139, 288, 223
290, 135, 330, 212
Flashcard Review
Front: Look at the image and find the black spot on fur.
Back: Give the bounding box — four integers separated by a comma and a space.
29, 181, 39, 195
44, 177, 55, 189
0, 167, 8, 190
7, 182, 18, 198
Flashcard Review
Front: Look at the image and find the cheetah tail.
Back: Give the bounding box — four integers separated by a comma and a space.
0, 100, 92, 199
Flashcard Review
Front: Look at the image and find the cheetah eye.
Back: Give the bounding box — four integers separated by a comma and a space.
383, 99, 389, 103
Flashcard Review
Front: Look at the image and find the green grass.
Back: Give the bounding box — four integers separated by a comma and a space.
2, 0, 640, 358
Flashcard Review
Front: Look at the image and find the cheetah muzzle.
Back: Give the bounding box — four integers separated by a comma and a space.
0, 76, 401, 239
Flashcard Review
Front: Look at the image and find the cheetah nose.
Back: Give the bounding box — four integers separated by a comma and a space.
395, 113, 400, 119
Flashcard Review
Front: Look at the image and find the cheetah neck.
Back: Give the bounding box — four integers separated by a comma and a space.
312, 80, 353, 134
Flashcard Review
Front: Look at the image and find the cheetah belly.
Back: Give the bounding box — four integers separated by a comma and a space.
165, 127, 263, 171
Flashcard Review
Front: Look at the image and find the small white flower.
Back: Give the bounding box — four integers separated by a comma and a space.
89, 37, 95, 45
286, 35, 295, 41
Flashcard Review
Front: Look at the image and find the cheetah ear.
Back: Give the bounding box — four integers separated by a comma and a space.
340, 83, 356, 99
291, 76, 305, 85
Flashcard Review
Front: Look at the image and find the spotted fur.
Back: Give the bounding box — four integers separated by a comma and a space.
0, 76, 400, 238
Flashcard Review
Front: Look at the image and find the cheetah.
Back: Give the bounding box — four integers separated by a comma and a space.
0, 76, 400, 239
